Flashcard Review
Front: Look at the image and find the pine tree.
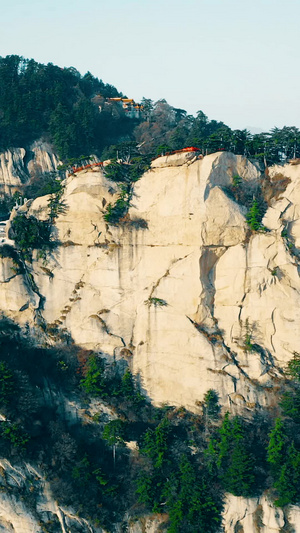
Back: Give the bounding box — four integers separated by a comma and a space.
218, 415, 255, 496
142, 418, 170, 468
267, 418, 287, 477
164, 454, 223, 533
286, 352, 300, 381
80, 355, 107, 397
274, 441, 300, 506
224, 444, 255, 496
0, 361, 14, 407
247, 198, 262, 231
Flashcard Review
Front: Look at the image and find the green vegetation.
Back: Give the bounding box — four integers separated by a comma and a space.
267, 418, 300, 506
280, 353, 300, 424
103, 156, 151, 224
164, 454, 221, 533
1, 422, 29, 450
285, 351, 300, 381
215, 414, 256, 496
80, 353, 145, 408
232, 174, 242, 188
136, 412, 223, 531
0, 319, 299, 530
203, 389, 221, 420
145, 297, 168, 307
23, 171, 63, 200
10, 177, 65, 260
80, 354, 107, 397
103, 420, 126, 466
242, 319, 254, 352
104, 189, 131, 224
11, 214, 52, 260
247, 198, 265, 231
0, 361, 14, 406
0, 55, 124, 159
1, 55, 300, 166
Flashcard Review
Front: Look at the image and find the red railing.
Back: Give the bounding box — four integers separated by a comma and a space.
152, 146, 203, 161
69, 147, 204, 175
69, 161, 104, 176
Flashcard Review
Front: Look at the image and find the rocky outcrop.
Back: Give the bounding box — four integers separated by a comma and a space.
2, 151, 299, 412
0, 152, 261, 410
1, 151, 300, 531
0, 148, 28, 194
0, 460, 102, 532
224, 493, 300, 533
0, 140, 60, 195
27, 140, 61, 178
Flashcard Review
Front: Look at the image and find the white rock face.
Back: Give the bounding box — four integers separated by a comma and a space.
1, 151, 300, 531
2, 150, 299, 411
11, 151, 259, 411
0, 141, 60, 195
27, 140, 61, 177
0, 148, 28, 195
0, 460, 102, 533
223, 493, 300, 533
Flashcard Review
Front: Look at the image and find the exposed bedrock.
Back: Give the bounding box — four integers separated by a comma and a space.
2, 150, 296, 412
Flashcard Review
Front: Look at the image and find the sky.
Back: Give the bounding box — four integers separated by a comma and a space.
1, 0, 299, 132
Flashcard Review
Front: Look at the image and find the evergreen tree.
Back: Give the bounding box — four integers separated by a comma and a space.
121, 369, 135, 400
80, 355, 107, 397
247, 198, 262, 231
280, 388, 300, 423
0, 362, 14, 407
274, 441, 300, 506
164, 454, 222, 533
216, 414, 256, 497
102, 419, 125, 467
286, 352, 300, 381
142, 418, 171, 468
224, 444, 255, 496
267, 418, 287, 477
203, 389, 221, 420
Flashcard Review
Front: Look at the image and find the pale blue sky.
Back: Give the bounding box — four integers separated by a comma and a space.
1, 0, 299, 131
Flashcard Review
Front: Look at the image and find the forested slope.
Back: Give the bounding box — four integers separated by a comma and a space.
1, 55, 300, 166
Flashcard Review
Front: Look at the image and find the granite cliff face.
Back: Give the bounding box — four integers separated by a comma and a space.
0, 141, 60, 195
1, 150, 298, 410
1, 151, 300, 531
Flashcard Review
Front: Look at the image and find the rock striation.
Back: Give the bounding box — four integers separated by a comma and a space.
0, 460, 103, 533
2, 151, 300, 411
1, 151, 300, 531
0, 140, 60, 195
223, 493, 300, 533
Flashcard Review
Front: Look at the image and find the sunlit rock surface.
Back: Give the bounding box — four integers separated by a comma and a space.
223, 493, 300, 533
0, 460, 103, 532
1, 151, 300, 530
2, 151, 300, 411
0, 141, 60, 195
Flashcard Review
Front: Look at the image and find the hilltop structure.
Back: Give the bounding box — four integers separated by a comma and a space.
92, 94, 143, 118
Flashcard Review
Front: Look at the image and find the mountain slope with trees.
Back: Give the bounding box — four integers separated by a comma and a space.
0, 55, 300, 166
0, 320, 299, 532
1, 55, 300, 532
